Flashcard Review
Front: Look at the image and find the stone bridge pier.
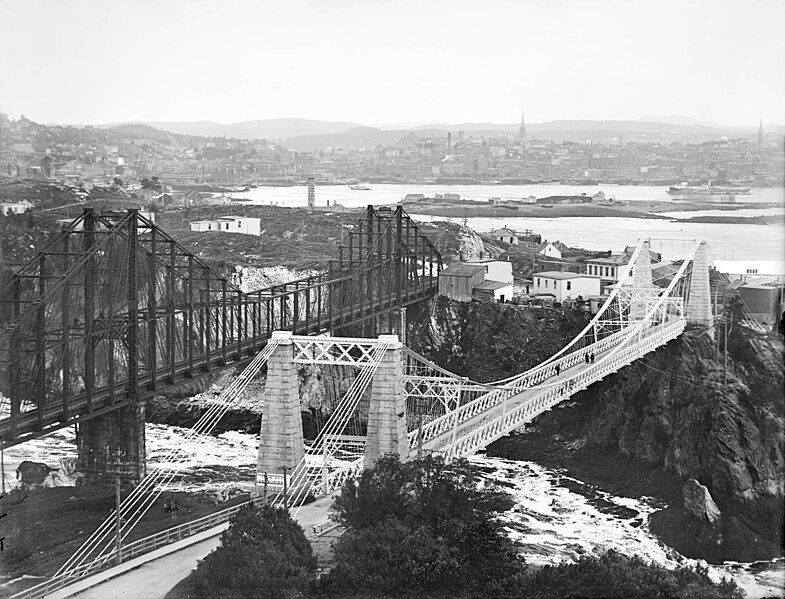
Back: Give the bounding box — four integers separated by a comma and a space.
76, 402, 146, 489
256, 332, 410, 494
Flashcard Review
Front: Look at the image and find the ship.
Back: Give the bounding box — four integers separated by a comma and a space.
667, 185, 735, 203
348, 183, 371, 191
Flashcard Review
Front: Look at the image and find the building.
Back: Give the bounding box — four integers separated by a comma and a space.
585, 255, 631, 293
463, 259, 514, 285
537, 241, 569, 260
473, 280, 513, 303
532, 271, 601, 302
737, 283, 782, 327
489, 227, 518, 245
0, 200, 33, 215
189, 215, 262, 236
438, 263, 486, 302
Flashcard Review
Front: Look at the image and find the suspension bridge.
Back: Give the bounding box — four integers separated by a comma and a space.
2, 208, 717, 598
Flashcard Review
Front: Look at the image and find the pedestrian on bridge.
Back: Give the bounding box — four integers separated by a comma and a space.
585, 353, 590, 364
555, 364, 560, 376
590, 353, 595, 364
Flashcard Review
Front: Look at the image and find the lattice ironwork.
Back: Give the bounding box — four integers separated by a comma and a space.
0, 205, 441, 447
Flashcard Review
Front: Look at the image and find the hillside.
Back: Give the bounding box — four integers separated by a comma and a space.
100, 118, 363, 140
97, 118, 774, 147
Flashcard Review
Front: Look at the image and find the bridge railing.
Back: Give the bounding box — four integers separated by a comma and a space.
436, 319, 685, 459
9, 496, 252, 599
407, 325, 634, 452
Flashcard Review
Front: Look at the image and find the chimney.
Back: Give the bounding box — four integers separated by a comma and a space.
307, 177, 315, 208
447, 132, 452, 153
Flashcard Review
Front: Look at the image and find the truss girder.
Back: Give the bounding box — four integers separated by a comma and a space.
0, 206, 442, 447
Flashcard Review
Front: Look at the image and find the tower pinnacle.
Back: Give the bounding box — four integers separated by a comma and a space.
519, 109, 526, 143
757, 116, 764, 148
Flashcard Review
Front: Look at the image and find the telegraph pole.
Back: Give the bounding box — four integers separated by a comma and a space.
115, 478, 122, 565
281, 465, 289, 508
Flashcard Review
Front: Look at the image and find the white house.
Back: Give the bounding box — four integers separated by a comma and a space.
0, 200, 33, 215
189, 216, 262, 236
473, 280, 514, 303
538, 242, 562, 260
585, 255, 631, 293
463, 259, 514, 285
489, 227, 518, 245
532, 271, 601, 302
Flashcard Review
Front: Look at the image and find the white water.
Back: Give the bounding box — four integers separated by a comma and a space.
4, 425, 783, 597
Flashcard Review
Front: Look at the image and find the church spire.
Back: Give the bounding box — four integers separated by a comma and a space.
519, 108, 526, 143
757, 116, 764, 148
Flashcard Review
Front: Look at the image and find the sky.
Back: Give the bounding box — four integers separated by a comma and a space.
1, 0, 784, 128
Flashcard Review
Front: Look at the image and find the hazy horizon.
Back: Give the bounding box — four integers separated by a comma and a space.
1, 0, 784, 129
21, 115, 785, 131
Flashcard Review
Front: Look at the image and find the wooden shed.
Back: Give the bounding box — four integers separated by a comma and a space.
438, 263, 485, 302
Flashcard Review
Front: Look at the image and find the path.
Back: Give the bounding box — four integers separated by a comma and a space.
52, 496, 336, 599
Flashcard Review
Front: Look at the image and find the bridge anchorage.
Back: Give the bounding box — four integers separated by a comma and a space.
0, 204, 442, 486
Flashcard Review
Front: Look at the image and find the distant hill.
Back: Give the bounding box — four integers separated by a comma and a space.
283, 127, 410, 151
100, 118, 363, 140
99, 117, 777, 149
636, 115, 721, 127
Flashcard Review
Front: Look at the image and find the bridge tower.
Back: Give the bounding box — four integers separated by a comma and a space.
686, 241, 713, 330
629, 240, 654, 321
257, 332, 304, 493
364, 334, 408, 469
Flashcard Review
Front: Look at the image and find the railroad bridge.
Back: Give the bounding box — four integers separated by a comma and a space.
0, 205, 441, 485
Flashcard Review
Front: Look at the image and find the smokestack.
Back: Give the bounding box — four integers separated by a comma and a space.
307, 177, 315, 208
447, 132, 452, 153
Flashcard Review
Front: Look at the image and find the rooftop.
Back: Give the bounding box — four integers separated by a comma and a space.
441, 263, 486, 277
534, 271, 599, 280
587, 255, 628, 265
475, 280, 512, 290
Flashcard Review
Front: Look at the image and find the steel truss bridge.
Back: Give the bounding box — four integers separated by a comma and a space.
0, 205, 442, 447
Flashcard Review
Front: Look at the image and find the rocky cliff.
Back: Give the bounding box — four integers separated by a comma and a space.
408, 296, 590, 382
412, 298, 784, 563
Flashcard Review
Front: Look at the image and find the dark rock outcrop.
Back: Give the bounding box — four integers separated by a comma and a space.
682, 478, 721, 526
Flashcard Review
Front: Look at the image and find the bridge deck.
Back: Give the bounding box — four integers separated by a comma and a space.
419, 320, 684, 458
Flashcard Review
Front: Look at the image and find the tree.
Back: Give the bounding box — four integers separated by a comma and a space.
516, 550, 742, 599
326, 455, 523, 596
140, 176, 161, 192
191, 503, 317, 599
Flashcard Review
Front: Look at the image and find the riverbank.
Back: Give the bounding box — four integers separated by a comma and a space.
402, 199, 783, 222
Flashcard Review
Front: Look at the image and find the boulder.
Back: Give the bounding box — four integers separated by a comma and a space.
683, 478, 721, 526
15, 460, 59, 489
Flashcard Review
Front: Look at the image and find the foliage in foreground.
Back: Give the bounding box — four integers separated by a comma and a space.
322, 454, 741, 599
191, 503, 316, 599
325, 455, 525, 596
518, 549, 742, 599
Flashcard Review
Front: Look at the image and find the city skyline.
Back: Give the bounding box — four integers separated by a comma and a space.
1, 0, 784, 128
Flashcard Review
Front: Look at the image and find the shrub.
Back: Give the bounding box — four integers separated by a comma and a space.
191, 503, 317, 599
517, 550, 742, 599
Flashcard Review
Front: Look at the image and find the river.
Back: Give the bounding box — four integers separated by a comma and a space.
233, 183, 785, 267
3, 424, 783, 598
232, 183, 785, 208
